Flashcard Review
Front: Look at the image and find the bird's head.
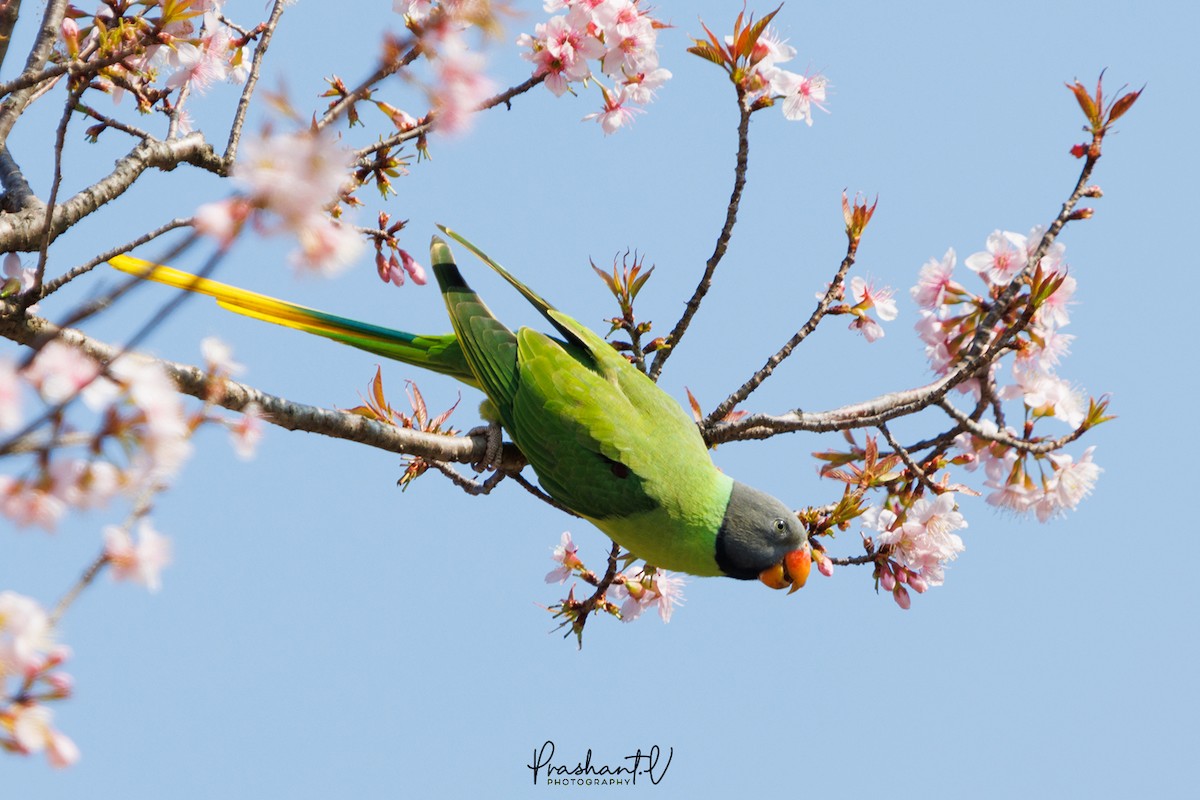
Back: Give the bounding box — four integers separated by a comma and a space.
715, 481, 812, 593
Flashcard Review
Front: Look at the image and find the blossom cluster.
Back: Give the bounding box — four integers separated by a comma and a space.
733, 27, 828, 125
392, 0, 499, 135
545, 531, 685, 626
517, 0, 671, 134
61, 1, 253, 130
0, 592, 78, 768
862, 494, 967, 609
687, 12, 828, 125
0, 335, 260, 533
910, 228, 1102, 520
194, 128, 363, 274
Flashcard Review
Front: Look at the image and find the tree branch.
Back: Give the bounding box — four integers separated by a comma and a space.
649, 103, 752, 382
0, 307, 528, 470
704, 237, 858, 426
0, 133, 221, 251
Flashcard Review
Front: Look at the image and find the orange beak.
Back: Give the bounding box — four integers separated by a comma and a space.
758, 547, 812, 594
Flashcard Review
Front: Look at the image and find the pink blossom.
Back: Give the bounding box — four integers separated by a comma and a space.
193, 198, 247, 246
1025, 225, 1067, 276
892, 584, 911, 610
394, 0, 434, 22
104, 519, 172, 592
911, 248, 957, 309
1047, 446, 1101, 513
985, 478, 1035, 515
850, 276, 898, 321
7, 702, 79, 768
293, 219, 364, 276
849, 315, 885, 342
599, 19, 659, 76
228, 403, 264, 460
430, 29, 496, 135
74, 461, 122, 509
609, 569, 685, 623
165, 38, 228, 93
381, 249, 427, 288
777, 71, 829, 126
583, 85, 641, 134
24, 342, 100, 404
0, 591, 53, 677
1035, 273, 1076, 329
201, 336, 243, 374
234, 129, 353, 227
0, 357, 22, 431
623, 67, 672, 105
870, 494, 967, 588
525, 14, 602, 95
1019, 327, 1074, 372
964, 230, 1028, 286
3, 252, 39, 314
545, 531, 582, 583
0, 478, 66, 532
1006, 365, 1085, 428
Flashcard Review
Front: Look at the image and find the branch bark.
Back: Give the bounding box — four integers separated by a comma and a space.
0, 306, 528, 471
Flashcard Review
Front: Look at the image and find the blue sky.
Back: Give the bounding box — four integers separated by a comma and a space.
4, 1, 1197, 797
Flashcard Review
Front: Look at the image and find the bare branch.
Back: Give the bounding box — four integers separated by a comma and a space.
0, 0, 26, 75
878, 422, 941, 494
0, 0, 68, 139
937, 398, 1089, 454
649, 103, 752, 382
0, 307, 528, 469
39, 217, 194, 297
224, 0, 290, 165
705, 240, 858, 426
0, 133, 221, 252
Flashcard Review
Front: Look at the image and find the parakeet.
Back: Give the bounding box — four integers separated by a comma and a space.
109, 230, 811, 591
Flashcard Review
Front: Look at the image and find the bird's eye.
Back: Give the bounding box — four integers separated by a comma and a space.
772, 518, 787, 535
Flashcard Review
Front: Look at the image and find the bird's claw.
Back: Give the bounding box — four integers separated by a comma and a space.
467, 422, 503, 473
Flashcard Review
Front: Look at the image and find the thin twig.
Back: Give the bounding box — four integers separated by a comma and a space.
649, 103, 753, 382
705, 240, 858, 426
223, 0, 289, 165
878, 422, 941, 494
39, 217, 194, 297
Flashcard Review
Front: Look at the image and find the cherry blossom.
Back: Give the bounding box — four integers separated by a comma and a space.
609, 569, 685, 622
6, 702, 79, 768
0, 357, 21, 432
2, 252, 39, 314
430, 29, 496, 135
865, 494, 967, 588
583, 85, 641, 134
545, 531, 583, 584
201, 337, 243, 375
222, 128, 363, 273
24, 342, 100, 405
104, 520, 172, 592
228, 403, 264, 461
519, 0, 668, 131
964, 229, 1029, 286
0, 591, 53, 678
0, 478, 66, 532
911, 248, 958, 310
777, 72, 829, 126
1046, 446, 1101, 513
848, 276, 897, 342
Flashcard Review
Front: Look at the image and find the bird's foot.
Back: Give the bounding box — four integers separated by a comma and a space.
467, 421, 503, 473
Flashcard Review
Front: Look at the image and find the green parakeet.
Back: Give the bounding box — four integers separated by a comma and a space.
109, 230, 811, 591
